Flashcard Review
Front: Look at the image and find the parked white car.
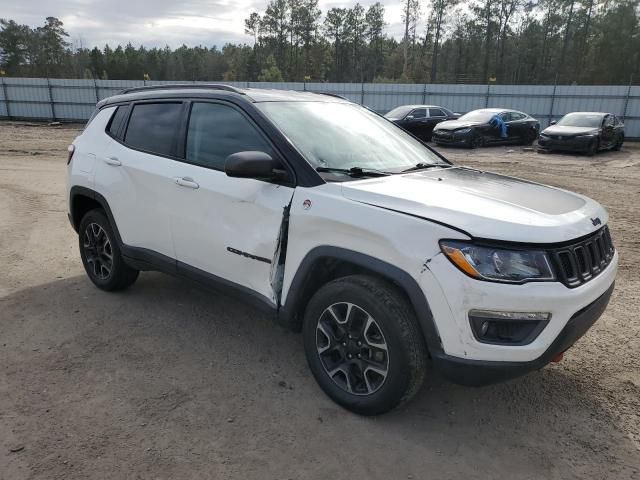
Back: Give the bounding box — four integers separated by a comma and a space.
67, 85, 617, 415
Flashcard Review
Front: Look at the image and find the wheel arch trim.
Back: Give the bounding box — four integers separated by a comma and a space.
69, 186, 124, 246
280, 246, 443, 355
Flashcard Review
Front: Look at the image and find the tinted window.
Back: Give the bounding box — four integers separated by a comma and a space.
429, 108, 446, 117
385, 106, 412, 120
410, 108, 426, 119
557, 113, 603, 128
509, 112, 526, 121
186, 103, 272, 170
125, 103, 182, 156
107, 105, 129, 139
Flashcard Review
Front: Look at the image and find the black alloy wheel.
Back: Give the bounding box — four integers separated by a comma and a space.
79, 209, 139, 291
303, 275, 427, 415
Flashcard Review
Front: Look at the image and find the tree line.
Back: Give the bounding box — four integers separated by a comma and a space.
1, 1, 639, 85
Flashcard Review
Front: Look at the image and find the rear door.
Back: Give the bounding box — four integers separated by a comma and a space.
168, 101, 295, 303
504, 111, 526, 142
427, 108, 448, 138
95, 101, 185, 260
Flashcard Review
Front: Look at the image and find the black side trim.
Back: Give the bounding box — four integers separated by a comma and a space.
279, 246, 443, 353
70, 186, 276, 314
433, 282, 615, 386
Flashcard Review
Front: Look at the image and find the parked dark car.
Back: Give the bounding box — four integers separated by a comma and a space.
384, 105, 459, 140
432, 108, 539, 148
538, 112, 624, 156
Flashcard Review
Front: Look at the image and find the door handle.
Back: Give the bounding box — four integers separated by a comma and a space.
104, 156, 122, 166
175, 177, 199, 189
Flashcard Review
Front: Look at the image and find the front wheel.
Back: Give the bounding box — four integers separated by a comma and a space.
79, 209, 139, 291
586, 139, 599, 157
303, 275, 427, 415
613, 134, 624, 151
470, 135, 484, 149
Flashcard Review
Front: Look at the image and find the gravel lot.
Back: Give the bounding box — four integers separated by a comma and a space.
1, 121, 639, 479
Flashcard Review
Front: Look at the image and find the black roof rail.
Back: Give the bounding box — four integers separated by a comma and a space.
119, 83, 246, 95
311, 91, 350, 101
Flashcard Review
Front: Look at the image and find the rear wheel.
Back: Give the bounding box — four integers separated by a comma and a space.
521, 128, 537, 145
79, 209, 139, 291
303, 275, 427, 415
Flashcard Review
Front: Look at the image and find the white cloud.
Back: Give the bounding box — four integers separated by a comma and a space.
2, 0, 411, 49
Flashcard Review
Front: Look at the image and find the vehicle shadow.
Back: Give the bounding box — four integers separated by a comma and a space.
1, 273, 638, 479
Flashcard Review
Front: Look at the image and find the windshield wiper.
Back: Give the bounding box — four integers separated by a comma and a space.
316, 166, 391, 177
401, 163, 453, 173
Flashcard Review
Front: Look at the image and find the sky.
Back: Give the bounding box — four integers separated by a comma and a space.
3, 0, 408, 49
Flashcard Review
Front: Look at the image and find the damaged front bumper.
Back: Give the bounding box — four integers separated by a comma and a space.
430, 282, 614, 386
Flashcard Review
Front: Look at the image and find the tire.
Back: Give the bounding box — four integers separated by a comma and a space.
586, 139, 599, 157
78, 209, 139, 291
613, 134, 624, 151
302, 275, 427, 415
469, 135, 484, 149
521, 129, 537, 146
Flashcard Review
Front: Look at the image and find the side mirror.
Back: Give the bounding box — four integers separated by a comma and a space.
225, 151, 287, 181
549, 120, 557, 126
405, 115, 414, 120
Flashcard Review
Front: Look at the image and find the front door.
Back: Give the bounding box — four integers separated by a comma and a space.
601, 115, 615, 147
169, 101, 295, 303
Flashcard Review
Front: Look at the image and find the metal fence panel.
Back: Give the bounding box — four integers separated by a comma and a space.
0, 78, 638, 137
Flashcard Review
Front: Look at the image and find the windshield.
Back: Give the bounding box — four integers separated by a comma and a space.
556, 113, 603, 128
458, 110, 499, 123
258, 102, 447, 174
384, 106, 412, 119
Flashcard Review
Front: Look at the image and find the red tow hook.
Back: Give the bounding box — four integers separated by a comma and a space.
550, 352, 564, 363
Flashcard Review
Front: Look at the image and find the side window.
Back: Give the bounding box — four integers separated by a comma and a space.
604, 115, 614, 127
124, 103, 183, 156
510, 112, 525, 121
107, 105, 129, 139
410, 108, 426, 119
429, 108, 446, 117
186, 102, 273, 170
499, 112, 511, 122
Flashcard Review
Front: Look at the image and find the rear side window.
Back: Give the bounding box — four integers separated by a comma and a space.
186, 103, 272, 170
107, 105, 129, 139
124, 103, 182, 156
429, 108, 445, 117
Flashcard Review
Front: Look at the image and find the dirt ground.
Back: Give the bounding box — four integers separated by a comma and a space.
0, 121, 638, 480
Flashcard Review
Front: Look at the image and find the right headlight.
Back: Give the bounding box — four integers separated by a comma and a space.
439, 240, 555, 283
456, 128, 471, 134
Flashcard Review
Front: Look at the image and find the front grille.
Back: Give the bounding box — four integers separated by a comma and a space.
549, 226, 615, 287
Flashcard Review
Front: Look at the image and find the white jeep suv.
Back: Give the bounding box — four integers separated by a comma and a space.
67, 85, 617, 415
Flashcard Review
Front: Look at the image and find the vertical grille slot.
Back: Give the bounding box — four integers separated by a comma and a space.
550, 226, 614, 288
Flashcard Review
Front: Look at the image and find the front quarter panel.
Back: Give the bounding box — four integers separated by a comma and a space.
281, 182, 469, 345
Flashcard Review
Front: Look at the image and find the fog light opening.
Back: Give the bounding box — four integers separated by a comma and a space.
469, 310, 551, 346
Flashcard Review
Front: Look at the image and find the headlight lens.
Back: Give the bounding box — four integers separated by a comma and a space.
456, 128, 471, 134
440, 240, 555, 283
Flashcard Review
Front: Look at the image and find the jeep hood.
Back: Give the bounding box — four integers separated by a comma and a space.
340, 167, 607, 243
